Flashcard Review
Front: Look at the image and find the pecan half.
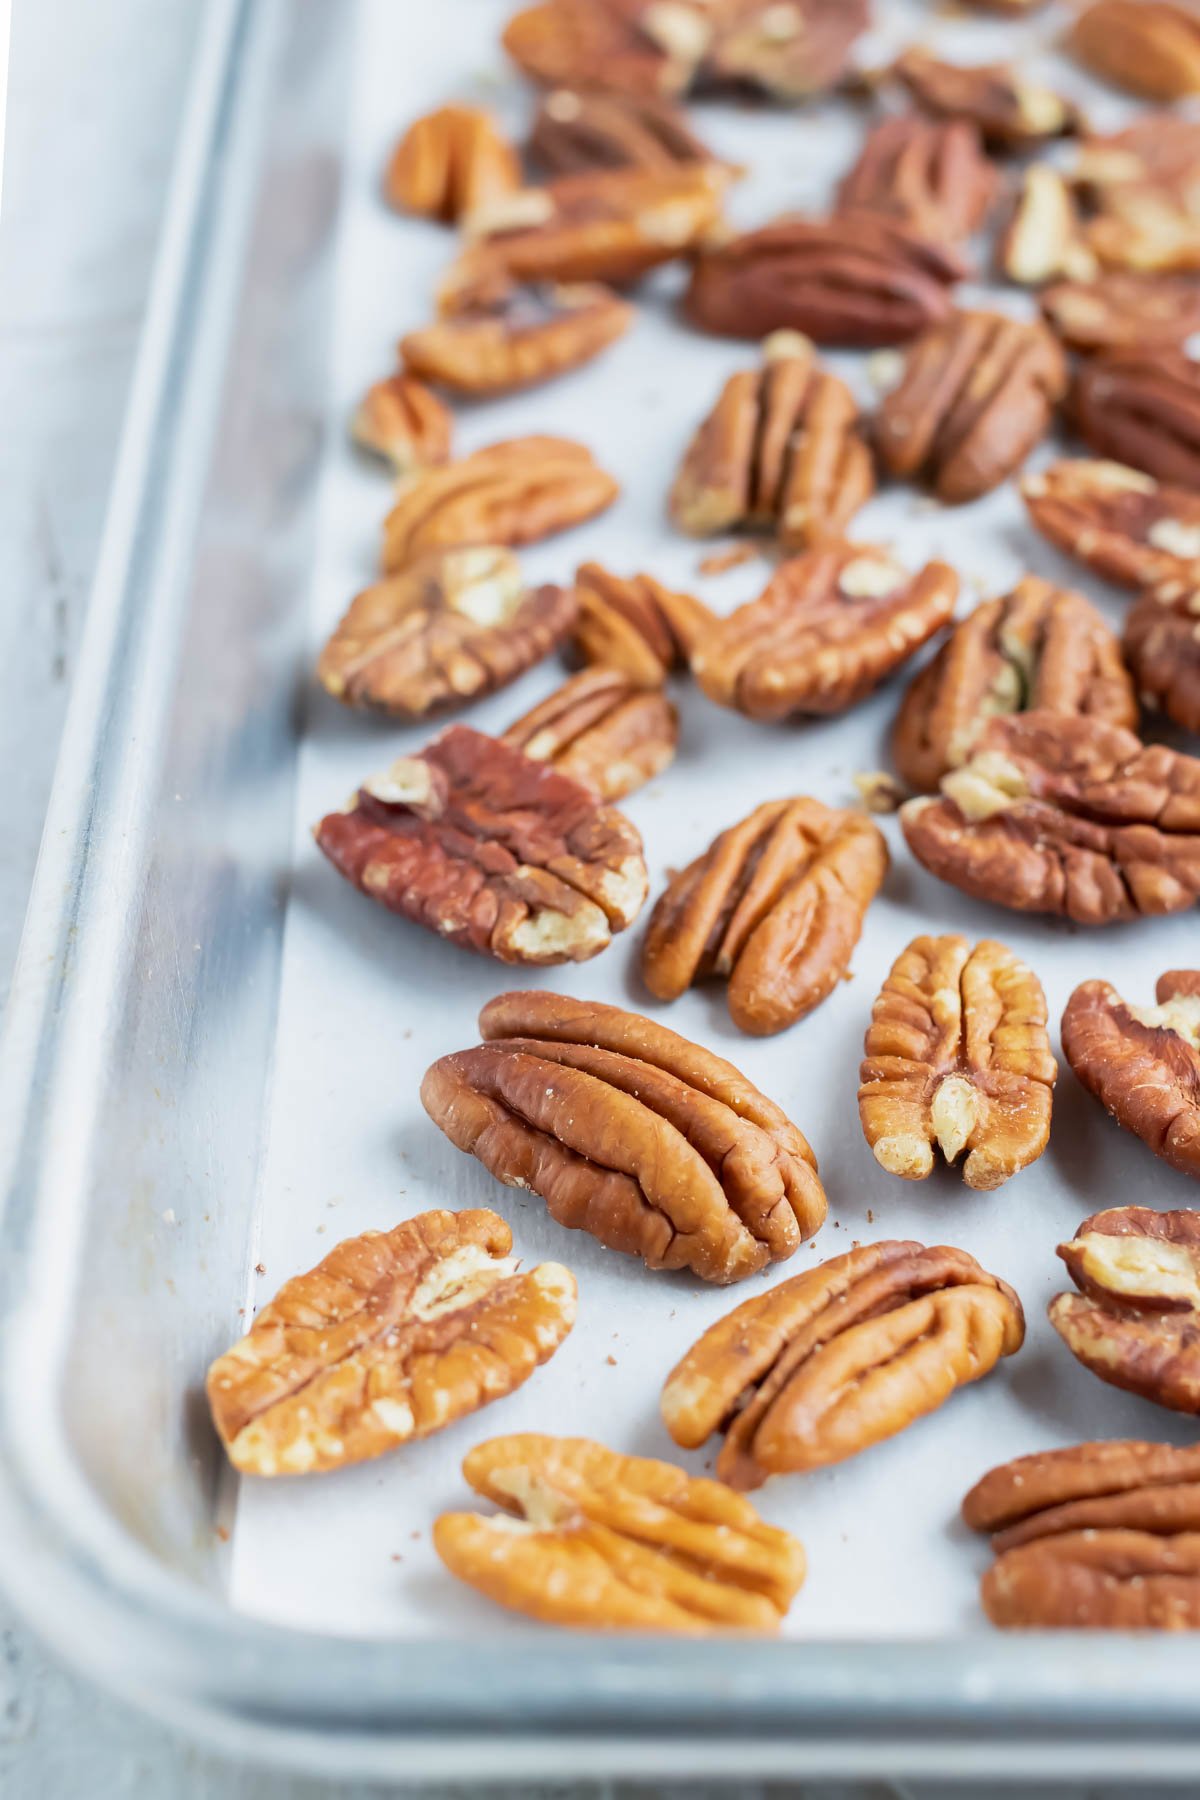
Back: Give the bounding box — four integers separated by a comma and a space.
1072, 119, 1200, 273
875, 310, 1067, 502
315, 727, 647, 964
384, 106, 521, 222
996, 166, 1098, 288
858, 934, 1056, 1190
1067, 2, 1200, 101
661, 1239, 1024, 1487
669, 332, 874, 550
351, 371, 453, 476
433, 1433, 806, 1632
691, 544, 957, 722
1040, 275, 1200, 356
529, 87, 718, 175
1125, 582, 1200, 734
571, 562, 715, 687
1070, 350, 1200, 487
891, 49, 1082, 154
1062, 972, 1200, 1179
501, 667, 678, 800
641, 798, 888, 1036
317, 550, 576, 720
835, 116, 997, 249
382, 437, 619, 569
205, 1209, 575, 1476
400, 281, 633, 396
1022, 459, 1200, 590
892, 578, 1137, 793
900, 712, 1200, 925
420, 990, 827, 1283
700, 0, 870, 100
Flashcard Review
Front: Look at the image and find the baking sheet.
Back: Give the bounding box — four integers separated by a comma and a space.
229, 0, 1200, 1640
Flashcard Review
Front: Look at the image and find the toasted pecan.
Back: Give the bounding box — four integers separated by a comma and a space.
1067, 2, 1200, 101
1070, 349, 1200, 487
570, 562, 715, 686
530, 87, 718, 174
501, 667, 678, 800
351, 372, 453, 475
1040, 274, 1200, 356
1021, 459, 1200, 591
1125, 582, 1200, 734
384, 105, 520, 222
401, 281, 632, 396
1062, 973, 1200, 1181
891, 48, 1082, 153
836, 115, 997, 248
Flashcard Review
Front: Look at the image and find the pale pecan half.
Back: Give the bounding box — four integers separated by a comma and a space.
835, 116, 997, 249
434, 1433, 806, 1632
1062, 972, 1200, 1180
206, 1208, 575, 1476
661, 1239, 1024, 1487
900, 713, 1200, 925
400, 281, 633, 396
641, 798, 888, 1036
996, 165, 1098, 288
875, 309, 1067, 502
570, 562, 715, 687
384, 105, 521, 222
1067, 2, 1200, 101
1040, 274, 1200, 356
690, 544, 958, 721
891, 48, 1082, 154
318, 550, 576, 720
501, 667, 678, 800
1021, 459, 1200, 590
382, 437, 618, 569
1125, 582, 1200, 734
315, 726, 647, 964
892, 578, 1137, 793
669, 331, 874, 550
351, 371, 453, 476
420, 989, 827, 1283
529, 87, 718, 175
1070, 349, 1200, 487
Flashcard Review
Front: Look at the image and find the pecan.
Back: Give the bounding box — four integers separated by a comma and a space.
1022, 458, 1200, 590
400, 281, 632, 396
1067, 2, 1200, 101
996, 166, 1097, 288
890, 49, 1082, 154
382, 437, 618, 569
669, 331, 874, 550
661, 1239, 1024, 1487
1125, 582, 1200, 734
384, 105, 520, 222
1072, 118, 1200, 272
957, 0, 1048, 10
1040, 275, 1200, 356
433, 1433, 806, 1632
900, 712, 1200, 926
317, 550, 576, 720
500, 667, 678, 800
420, 989, 827, 1283
1070, 349, 1200, 487
691, 544, 957, 721
205, 1209, 575, 1476
529, 87, 718, 175
835, 116, 997, 249
350, 371, 453, 476
570, 562, 715, 687
683, 214, 965, 347
640, 798, 888, 1036
892, 578, 1137, 793
874, 310, 1067, 502
1062, 972, 1200, 1180
314, 726, 647, 964
699, 0, 870, 101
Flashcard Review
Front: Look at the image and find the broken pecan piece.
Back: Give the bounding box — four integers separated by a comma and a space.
1021, 459, 1200, 590
350, 371, 453, 476
206, 1208, 575, 1476
641, 798, 888, 1036
501, 667, 678, 800
315, 726, 647, 964
890, 49, 1082, 154
892, 578, 1137, 793
661, 1240, 1024, 1487
384, 105, 521, 223
434, 1433, 806, 1632
835, 116, 997, 249
570, 562, 715, 687
1062, 973, 1200, 1180
1067, 2, 1200, 101
1040, 274, 1200, 356
529, 87, 718, 175
420, 989, 827, 1283
400, 281, 632, 396
1125, 582, 1200, 734
1070, 349, 1200, 487
996, 165, 1098, 288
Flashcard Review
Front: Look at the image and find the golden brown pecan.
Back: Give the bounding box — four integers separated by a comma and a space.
501, 667, 678, 800
315, 726, 647, 964
1062, 973, 1200, 1180
875, 310, 1067, 502
382, 437, 619, 569
858, 934, 1056, 1190
205, 1209, 574, 1476
350, 371, 453, 476
433, 1433, 806, 1632
690, 544, 958, 721
892, 578, 1137, 793
400, 281, 632, 397
641, 798, 888, 1036
1125, 582, 1200, 734
420, 989, 827, 1283
1040, 274, 1200, 356
996, 166, 1098, 288
683, 214, 965, 347
966, 1438, 1200, 1538
317, 550, 576, 720
1070, 349, 1200, 487
502, 0, 696, 97
384, 105, 521, 223
669, 332, 874, 550
835, 116, 997, 249
957, 0, 1047, 11
900, 712, 1200, 925
1067, 2, 1200, 101
661, 1240, 1024, 1487
1021, 459, 1200, 590
570, 562, 715, 687
890, 49, 1082, 154
529, 87, 719, 175
1071, 118, 1200, 273
700, 0, 870, 100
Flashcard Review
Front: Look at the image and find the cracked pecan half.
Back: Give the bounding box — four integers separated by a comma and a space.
350, 371, 453, 476
421, 989, 827, 1283
400, 280, 632, 396
892, 578, 1137, 793
434, 1433, 806, 1632
858, 934, 1056, 1190
641, 798, 887, 1036
206, 1208, 575, 1476
501, 667, 678, 800
570, 562, 715, 687
384, 105, 521, 222
875, 309, 1067, 502
315, 726, 647, 964
891, 49, 1082, 154
996, 165, 1098, 288
318, 549, 576, 720
662, 1239, 1024, 1487
382, 437, 618, 569
900, 712, 1200, 925
1022, 459, 1200, 590
835, 116, 997, 249
1125, 582, 1200, 734
669, 331, 874, 551
1070, 350, 1200, 487
1062, 972, 1200, 1180
529, 87, 718, 175
1040, 274, 1200, 356
691, 544, 957, 721
1068, 2, 1200, 100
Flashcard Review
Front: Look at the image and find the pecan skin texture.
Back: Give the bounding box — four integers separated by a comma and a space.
350, 372, 453, 475
691, 544, 957, 722
1125, 582, 1200, 735
1071, 350, 1200, 488
384, 106, 520, 222
1021, 459, 1200, 591
891, 49, 1082, 153
434, 1433, 806, 1633
529, 87, 718, 175
641, 798, 888, 1036
501, 667, 678, 801
571, 562, 714, 687
859, 934, 1056, 1191
400, 281, 632, 397
1040, 274, 1200, 356
205, 1209, 575, 1476
835, 116, 997, 248
1068, 2, 1200, 101
1062, 972, 1200, 1180
315, 726, 647, 966
892, 577, 1137, 793
420, 989, 827, 1284
661, 1239, 1024, 1487
900, 712, 1200, 926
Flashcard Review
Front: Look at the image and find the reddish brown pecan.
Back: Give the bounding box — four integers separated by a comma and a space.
835, 116, 997, 249
500, 667, 678, 800
1125, 582, 1200, 734
529, 87, 719, 175
1067, 2, 1200, 101
384, 106, 521, 223
641, 798, 888, 1036
1062, 972, 1200, 1180
996, 165, 1097, 288
350, 371, 453, 476
1021, 459, 1200, 591
1040, 274, 1200, 356
1070, 349, 1200, 487
420, 989, 827, 1283
890, 49, 1082, 154
400, 281, 632, 396
570, 562, 715, 687
314, 725, 647, 965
